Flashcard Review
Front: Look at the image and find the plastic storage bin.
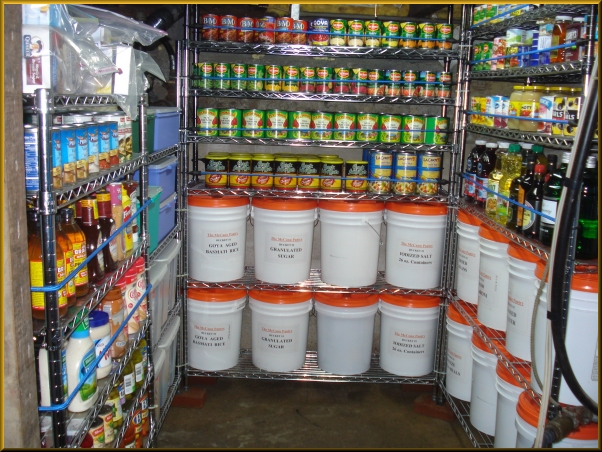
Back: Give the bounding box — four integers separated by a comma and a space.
151, 107, 180, 152
132, 111, 156, 154
152, 348, 165, 416
147, 186, 163, 254
149, 156, 178, 203
157, 315, 180, 407
154, 239, 182, 313
148, 260, 168, 347
158, 193, 177, 244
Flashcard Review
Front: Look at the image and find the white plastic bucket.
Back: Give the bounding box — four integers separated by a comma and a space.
187, 288, 247, 371
188, 196, 249, 282
318, 200, 384, 287
445, 303, 475, 401
315, 293, 379, 375
515, 390, 599, 448
249, 290, 313, 372
455, 211, 482, 304
477, 226, 510, 331
505, 243, 540, 361
251, 198, 318, 284
384, 202, 448, 289
531, 263, 599, 406
493, 361, 531, 448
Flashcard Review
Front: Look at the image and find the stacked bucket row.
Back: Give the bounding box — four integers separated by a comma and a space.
446, 210, 598, 447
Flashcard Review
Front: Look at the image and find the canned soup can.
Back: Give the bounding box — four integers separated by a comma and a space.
242, 109, 265, 138
345, 160, 368, 192
274, 157, 298, 190
424, 116, 449, 145
251, 154, 275, 190
297, 157, 321, 191
401, 115, 425, 144
311, 112, 333, 140
288, 111, 312, 140
417, 152, 441, 196
196, 108, 219, 136
204, 154, 228, 189
356, 112, 379, 142
320, 158, 344, 192
392, 151, 417, 195
228, 154, 252, 189
333, 112, 356, 141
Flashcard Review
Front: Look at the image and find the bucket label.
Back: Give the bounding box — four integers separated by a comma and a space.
389, 328, 429, 358
447, 348, 466, 378
507, 288, 528, 334
478, 260, 507, 319
265, 232, 310, 263
201, 230, 241, 258
456, 244, 478, 281
191, 323, 231, 350
258, 324, 298, 352
396, 240, 435, 268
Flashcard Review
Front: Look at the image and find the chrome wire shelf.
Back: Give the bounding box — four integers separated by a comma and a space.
148, 144, 179, 164
189, 88, 455, 105
464, 124, 580, 150
190, 40, 459, 60
187, 350, 438, 383
468, 61, 584, 82
151, 371, 182, 443
23, 93, 148, 112
149, 225, 180, 264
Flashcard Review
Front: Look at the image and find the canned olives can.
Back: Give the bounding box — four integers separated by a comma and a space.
204, 153, 229, 188
251, 154, 275, 190
297, 156, 321, 191
417, 151, 441, 196
378, 114, 401, 143
401, 115, 425, 144
274, 157, 298, 190
345, 160, 368, 192
364, 20, 382, 47
230, 63, 247, 91
291, 20, 308, 45
382, 21, 399, 48
315, 67, 333, 93
333, 112, 356, 141
213, 63, 231, 89
437, 23, 453, 50
228, 154, 252, 189
265, 65, 283, 92
356, 112, 379, 141
347, 20, 364, 47
400, 22, 418, 48
218, 109, 242, 137
418, 22, 437, 49
392, 151, 417, 195
333, 67, 351, 94
299, 66, 316, 93
367, 68, 385, 96
242, 109, 265, 138
350, 68, 368, 94
288, 111, 312, 140
320, 157, 344, 192
196, 108, 219, 136
247, 64, 265, 91
330, 19, 347, 46
265, 109, 288, 139
311, 111, 333, 140
424, 116, 449, 145
311, 18, 330, 46
282, 65, 299, 92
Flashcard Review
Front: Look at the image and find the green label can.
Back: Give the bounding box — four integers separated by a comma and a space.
350, 68, 368, 94
419, 71, 437, 82
282, 65, 299, 92
422, 83, 436, 98
320, 158, 344, 192
385, 69, 401, 97
218, 109, 242, 137
330, 19, 347, 46
402, 82, 418, 97
195, 63, 213, 89
378, 114, 401, 143
333, 67, 351, 94
356, 112, 379, 141
265, 65, 282, 92
392, 151, 417, 195
333, 112, 356, 141
311, 111, 333, 140
251, 154, 275, 190
436, 23, 453, 50
381, 21, 399, 48
213, 63, 231, 89
436, 84, 451, 99
204, 153, 229, 189
345, 160, 368, 192
367, 69, 385, 96
274, 157, 298, 190
242, 109, 265, 138
297, 156, 321, 191
299, 67, 315, 93
265, 109, 288, 139
424, 116, 449, 145
288, 111, 312, 140
347, 20, 364, 47
228, 154, 252, 189
364, 20, 382, 47
247, 64, 265, 91
196, 108, 219, 136
401, 115, 425, 144
417, 151, 441, 196
315, 67, 333, 94
400, 22, 417, 48
418, 22, 437, 49
230, 63, 247, 91
436, 71, 452, 83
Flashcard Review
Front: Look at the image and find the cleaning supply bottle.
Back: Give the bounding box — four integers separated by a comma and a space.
66, 316, 99, 412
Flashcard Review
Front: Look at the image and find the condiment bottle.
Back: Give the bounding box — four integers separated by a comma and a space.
55, 217, 77, 307
106, 182, 125, 261
134, 257, 148, 323
122, 186, 133, 253
96, 189, 119, 272
88, 310, 112, 379
131, 346, 145, 388
59, 207, 89, 298
550, 15, 573, 63
522, 164, 547, 239
118, 417, 136, 448
122, 180, 139, 244
133, 406, 143, 447
539, 151, 569, 245
88, 416, 105, 448
98, 405, 115, 447
495, 143, 522, 226
508, 86, 524, 130
518, 86, 544, 132
78, 197, 105, 284
140, 391, 150, 436
100, 287, 127, 359
512, 155, 536, 233
531, 144, 548, 167
121, 269, 141, 341
464, 140, 486, 202
476, 142, 498, 208
66, 316, 99, 412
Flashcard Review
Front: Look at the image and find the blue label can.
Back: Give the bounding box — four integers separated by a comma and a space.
24, 125, 39, 191
60, 125, 77, 185
51, 127, 62, 189
74, 125, 89, 181
96, 122, 112, 170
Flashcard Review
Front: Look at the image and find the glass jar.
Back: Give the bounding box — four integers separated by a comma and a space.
519, 86, 545, 132
100, 287, 127, 359
551, 15, 573, 63
508, 85, 525, 130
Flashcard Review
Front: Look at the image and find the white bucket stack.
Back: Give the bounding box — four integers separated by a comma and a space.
455, 211, 482, 304
384, 202, 448, 289
445, 302, 476, 402
493, 361, 531, 448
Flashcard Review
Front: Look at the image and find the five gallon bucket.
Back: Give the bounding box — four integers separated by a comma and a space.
188, 196, 249, 282
384, 202, 448, 289
515, 391, 599, 448
445, 302, 475, 401
315, 293, 379, 375
455, 211, 482, 304
477, 225, 510, 331
493, 361, 531, 448
379, 294, 440, 376
318, 200, 384, 287
505, 243, 540, 361
251, 198, 317, 284
249, 290, 313, 372
187, 288, 247, 371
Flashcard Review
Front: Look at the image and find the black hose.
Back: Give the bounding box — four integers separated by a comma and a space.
143, 6, 185, 78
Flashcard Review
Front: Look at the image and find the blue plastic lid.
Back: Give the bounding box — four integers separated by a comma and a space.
89, 310, 109, 328
71, 316, 91, 339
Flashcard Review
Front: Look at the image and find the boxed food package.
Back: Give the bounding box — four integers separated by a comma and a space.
22, 25, 57, 93
22, 4, 61, 25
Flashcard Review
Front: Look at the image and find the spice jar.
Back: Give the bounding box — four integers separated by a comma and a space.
88, 311, 112, 379
100, 287, 127, 358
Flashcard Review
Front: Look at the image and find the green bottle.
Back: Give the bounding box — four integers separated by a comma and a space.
575, 155, 598, 260
539, 152, 570, 245
508, 155, 536, 232
496, 143, 522, 226
485, 143, 508, 219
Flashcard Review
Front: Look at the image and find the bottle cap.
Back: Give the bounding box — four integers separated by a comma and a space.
523, 86, 534, 91
475, 140, 487, 145
497, 141, 510, 149
562, 152, 571, 163
586, 155, 597, 168
519, 142, 533, 150
89, 310, 109, 328
572, 17, 585, 23
535, 164, 546, 173
508, 144, 521, 153
531, 145, 544, 154
555, 15, 573, 21
486, 142, 498, 148
72, 316, 91, 339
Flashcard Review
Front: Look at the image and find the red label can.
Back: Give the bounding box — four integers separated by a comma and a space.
202, 14, 219, 41
238, 17, 255, 43
276, 17, 293, 44
256, 17, 276, 44
219, 15, 237, 42
291, 20, 308, 45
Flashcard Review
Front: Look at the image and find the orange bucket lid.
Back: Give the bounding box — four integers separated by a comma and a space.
478, 225, 510, 243
457, 210, 482, 226
189, 195, 249, 208
385, 202, 448, 216
380, 294, 440, 308
252, 197, 317, 211
188, 288, 247, 302
495, 360, 531, 387
471, 332, 507, 355
249, 290, 312, 304
315, 292, 379, 307
534, 260, 549, 282
446, 303, 472, 325
535, 262, 598, 292
507, 243, 541, 263
318, 199, 384, 212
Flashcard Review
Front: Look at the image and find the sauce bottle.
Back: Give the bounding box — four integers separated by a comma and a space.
508, 86, 525, 130
575, 155, 598, 260
550, 15, 573, 63
495, 143, 522, 226
96, 189, 118, 273
66, 316, 99, 412
60, 207, 89, 298
476, 142, 498, 209
122, 358, 137, 401
107, 183, 125, 261
55, 217, 77, 307
544, 154, 558, 183
78, 197, 105, 284
106, 384, 124, 430
485, 143, 508, 218
464, 140, 486, 202
539, 152, 569, 245
522, 164, 547, 239
514, 156, 537, 233
132, 346, 145, 387
122, 180, 139, 244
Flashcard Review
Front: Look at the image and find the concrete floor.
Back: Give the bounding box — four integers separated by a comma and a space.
157, 379, 474, 448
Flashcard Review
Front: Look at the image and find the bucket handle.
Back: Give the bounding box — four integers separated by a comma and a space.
365, 221, 384, 245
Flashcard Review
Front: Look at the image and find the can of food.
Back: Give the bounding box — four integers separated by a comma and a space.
385, 69, 401, 97
422, 83, 436, 98
96, 122, 111, 171
424, 116, 449, 145
364, 20, 382, 47
402, 82, 418, 97
297, 156, 321, 191
350, 67, 368, 94
333, 112, 356, 140
274, 157, 298, 190
493, 36, 506, 70
399, 22, 417, 48
330, 19, 347, 46
228, 154, 252, 189
291, 20, 308, 45
106, 121, 119, 167
552, 93, 567, 136
282, 65, 299, 92
344, 160, 368, 192
418, 22, 437, 49
333, 67, 351, 94
378, 114, 401, 143
392, 151, 417, 195
311, 111, 333, 140
401, 114, 425, 144
256, 17, 276, 44
367, 149, 393, 168
202, 14, 219, 41
93, 112, 128, 162
213, 62, 231, 89
265, 64, 283, 92
196, 108, 219, 136
83, 122, 99, 174
347, 20, 364, 47
276, 17, 294, 44
436, 23, 453, 50
317, 154, 339, 160
238, 17, 255, 43
24, 125, 40, 191
230, 63, 247, 91
204, 153, 229, 188
436, 71, 452, 84
436, 83, 452, 99
98, 405, 115, 445
480, 41, 494, 71
265, 109, 288, 139
288, 111, 312, 139
356, 112, 379, 141
251, 154, 275, 190
88, 417, 105, 448
219, 15, 237, 42
74, 125, 89, 180
195, 62, 213, 89
59, 125, 77, 185
315, 66, 333, 93
402, 70, 416, 83
242, 109, 265, 138
368, 167, 392, 194
311, 18, 330, 46
320, 158, 344, 192
417, 151, 441, 196
508, 45, 529, 68
419, 70, 436, 83
367, 68, 385, 96
382, 21, 400, 48
247, 64, 265, 91
299, 66, 315, 93
472, 43, 482, 72
219, 109, 242, 137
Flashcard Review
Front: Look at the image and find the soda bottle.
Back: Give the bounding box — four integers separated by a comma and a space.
522, 164, 546, 239
476, 142, 498, 208
539, 152, 570, 245
575, 155, 598, 260
485, 142, 508, 218
464, 140, 486, 202
496, 143, 522, 226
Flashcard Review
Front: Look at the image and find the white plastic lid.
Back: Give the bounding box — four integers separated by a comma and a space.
555, 15, 573, 21
562, 151, 571, 163
586, 155, 597, 168
153, 348, 166, 374
159, 192, 177, 210
476, 140, 487, 145
149, 155, 178, 171
155, 238, 181, 264
148, 186, 163, 201
149, 261, 168, 287
486, 142, 498, 148
497, 142, 510, 149
520, 142, 533, 150
158, 315, 181, 349
572, 17, 585, 23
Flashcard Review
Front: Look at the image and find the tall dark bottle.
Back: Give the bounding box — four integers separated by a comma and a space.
510, 156, 536, 233
475, 142, 498, 209
576, 156, 598, 260
522, 164, 546, 239
96, 189, 119, 272
539, 152, 570, 245
544, 154, 558, 183
78, 197, 105, 284
464, 140, 486, 202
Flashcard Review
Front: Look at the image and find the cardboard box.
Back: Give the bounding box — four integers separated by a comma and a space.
22, 25, 57, 93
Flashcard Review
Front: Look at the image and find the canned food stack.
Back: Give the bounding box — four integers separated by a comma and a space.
472, 4, 535, 26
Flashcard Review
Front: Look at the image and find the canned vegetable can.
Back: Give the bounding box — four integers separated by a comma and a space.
265, 65, 283, 92
381, 21, 399, 48
330, 19, 347, 46
242, 109, 265, 138
436, 23, 453, 50
368, 167, 392, 194
424, 116, 449, 145
299, 66, 316, 93
231, 63, 247, 91
356, 112, 379, 141
333, 67, 351, 94
282, 65, 299, 92
385, 69, 401, 97
367, 149, 393, 168
204, 153, 229, 189
228, 154, 252, 189
367, 69, 385, 96
315, 67, 333, 93
196, 108, 219, 136
274, 157, 298, 190
213, 63, 231, 89
401, 115, 425, 144
378, 114, 401, 143
347, 20, 364, 47
320, 158, 344, 192
333, 112, 356, 141
399, 22, 417, 48
392, 151, 417, 195
288, 111, 312, 140
297, 156, 321, 191
417, 152, 441, 196
247, 64, 265, 91
418, 22, 437, 49
219, 109, 242, 137
197, 62, 213, 89
265, 109, 288, 139
251, 154, 275, 190
311, 111, 333, 140
364, 20, 382, 47
350, 68, 368, 94
344, 160, 368, 192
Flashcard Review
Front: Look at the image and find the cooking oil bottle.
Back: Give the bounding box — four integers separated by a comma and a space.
485, 142, 508, 219
495, 143, 522, 226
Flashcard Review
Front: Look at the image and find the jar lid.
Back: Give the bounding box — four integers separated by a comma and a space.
555, 15, 573, 21
531, 145, 544, 153
72, 316, 90, 339
485, 142, 498, 148
513, 86, 524, 90
89, 310, 109, 328
188, 195, 249, 208
508, 143, 521, 153
475, 140, 487, 145
315, 292, 378, 307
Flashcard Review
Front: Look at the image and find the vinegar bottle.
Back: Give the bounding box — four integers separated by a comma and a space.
522, 164, 546, 239
476, 142, 498, 209
78, 197, 105, 284
485, 143, 507, 218
96, 190, 119, 273
55, 217, 77, 307
539, 152, 570, 245
60, 207, 89, 298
